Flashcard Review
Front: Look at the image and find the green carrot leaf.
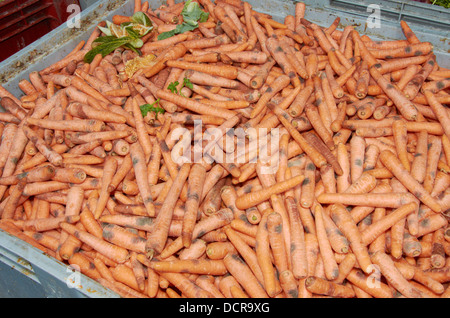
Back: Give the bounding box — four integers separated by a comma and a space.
140, 99, 165, 119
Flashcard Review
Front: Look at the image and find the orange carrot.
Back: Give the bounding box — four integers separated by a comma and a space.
235, 174, 304, 210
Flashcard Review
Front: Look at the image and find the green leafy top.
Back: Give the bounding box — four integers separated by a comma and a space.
140, 99, 165, 119
84, 12, 154, 63
158, 0, 209, 40
167, 77, 193, 97
431, 0, 450, 8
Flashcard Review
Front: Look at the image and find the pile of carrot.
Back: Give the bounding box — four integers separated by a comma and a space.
0, 0, 449, 298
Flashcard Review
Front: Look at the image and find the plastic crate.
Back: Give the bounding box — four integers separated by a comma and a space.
0, 0, 82, 62
0, 0, 448, 298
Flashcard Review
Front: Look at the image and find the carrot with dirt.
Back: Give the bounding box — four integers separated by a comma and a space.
403, 55, 436, 100
304, 103, 334, 151
267, 211, 289, 274
132, 97, 153, 163
22, 125, 63, 167
268, 103, 328, 169
1, 97, 27, 121
265, 34, 301, 87
221, 185, 247, 222
0, 124, 17, 174
101, 223, 147, 255
79, 207, 103, 239
1, 178, 27, 220
52, 167, 87, 184
250, 74, 291, 118
249, 57, 276, 89
0, 165, 55, 186
312, 74, 333, 133
67, 130, 132, 144
224, 226, 265, 284
19, 215, 80, 233
67, 102, 127, 124
300, 158, 316, 209
360, 202, 418, 246
392, 119, 411, 171
305, 276, 355, 298
421, 78, 450, 94
423, 135, 443, 194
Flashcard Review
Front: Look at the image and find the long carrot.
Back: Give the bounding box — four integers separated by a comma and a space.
235, 174, 304, 210
101, 223, 148, 255
361, 202, 418, 246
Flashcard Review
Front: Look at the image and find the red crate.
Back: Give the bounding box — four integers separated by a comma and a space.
0, 0, 81, 62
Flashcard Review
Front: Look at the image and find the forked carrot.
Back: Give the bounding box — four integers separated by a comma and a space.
255, 209, 282, 297
305, 276, 355, 298
93, 156, 117, 219
314, 204, 339, 280
60, 222, 129, 264
371, 251, 424, 298
129, 143, 156, 217
329, 203, 373, 274
379, 150, 441, 213
182, 163, 207, 248
145, 163, 191, 256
